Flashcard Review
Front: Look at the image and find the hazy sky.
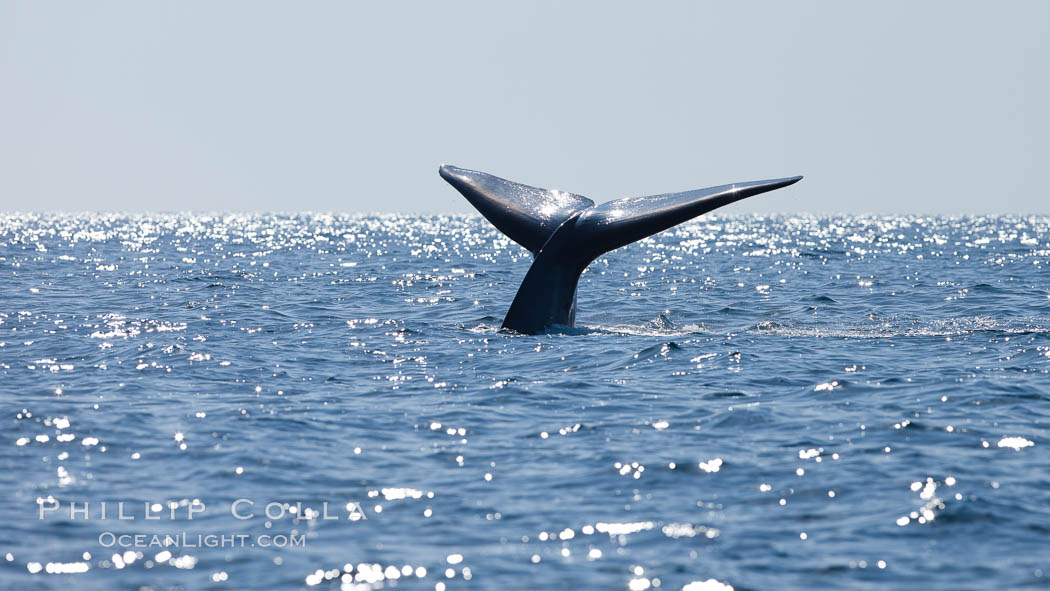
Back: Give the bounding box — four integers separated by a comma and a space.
2, 1, 1048, 214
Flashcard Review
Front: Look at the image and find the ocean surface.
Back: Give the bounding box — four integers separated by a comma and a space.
1, 213, 1048, 590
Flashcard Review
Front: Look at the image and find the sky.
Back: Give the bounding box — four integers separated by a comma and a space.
2, 1, 1048, 214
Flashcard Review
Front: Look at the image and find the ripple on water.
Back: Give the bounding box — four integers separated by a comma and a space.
0, 213, 1048, 590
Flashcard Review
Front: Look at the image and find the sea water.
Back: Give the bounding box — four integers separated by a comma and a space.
0, 213, 1047, 590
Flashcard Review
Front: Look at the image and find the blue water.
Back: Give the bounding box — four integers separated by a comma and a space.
1, 213, 1048, 590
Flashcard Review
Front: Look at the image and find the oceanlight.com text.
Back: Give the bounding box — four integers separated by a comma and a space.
97, 531, 306, 549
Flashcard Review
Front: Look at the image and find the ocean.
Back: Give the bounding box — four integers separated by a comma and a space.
1, 213, 1047, 590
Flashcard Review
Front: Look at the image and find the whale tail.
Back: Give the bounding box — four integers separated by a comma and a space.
440, 165, 802, 334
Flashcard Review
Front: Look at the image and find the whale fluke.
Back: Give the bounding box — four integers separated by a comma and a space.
439, 166, 594, 254
440, 165, 802, 334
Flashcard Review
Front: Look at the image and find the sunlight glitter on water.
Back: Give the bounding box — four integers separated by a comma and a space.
1, 213, 1048, 590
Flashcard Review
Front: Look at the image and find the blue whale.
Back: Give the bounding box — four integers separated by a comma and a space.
440, 165, 802, 334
